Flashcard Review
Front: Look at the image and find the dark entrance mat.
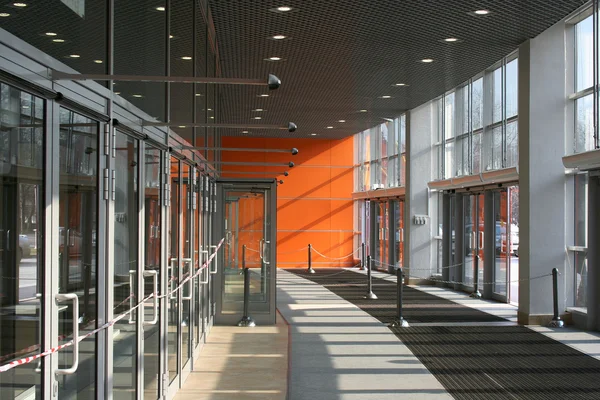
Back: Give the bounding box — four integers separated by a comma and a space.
286, 268, 505, 323
390, 325, 600, 399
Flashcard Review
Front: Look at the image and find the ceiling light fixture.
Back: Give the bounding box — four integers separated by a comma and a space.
169, 35, 174, 39
241, 130, 249, 134
114, 92, 121, 95
253, 108, 264, 112
181, 56, 192, 60
13, 3, 27, 7
132, 94, 143, 98
444, 37, 459, 42
474, 9, 490, 15
421, 58, 434, 63
272, 35, 287, 40
69, 54, 80, 58
277, 6, 292, 12
338, 120, 346, 123
326, 126, 334, 129
195, 93, 202, 96
266, 56, 282, 61
53, 39, 65, 43
380, 95, 392, 99
254, 117, 262, 120
94, 60, 103, 64
45, 32, 57, 36
359, 109, 367, 112
258, 94, 269, 97
178, 125, 187, 128
395, 83, 407, 86
210, 116, 215, 119
155, 6, 165, 11
0, 13, 10, 17
310, 133, 317, 136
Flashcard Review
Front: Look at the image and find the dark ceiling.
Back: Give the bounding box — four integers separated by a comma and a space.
209, 0, 587, 139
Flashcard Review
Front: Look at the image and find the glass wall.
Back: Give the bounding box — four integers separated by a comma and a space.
433, 54, 519, 180
573, 13, 600, 153
354, 115, 406, 192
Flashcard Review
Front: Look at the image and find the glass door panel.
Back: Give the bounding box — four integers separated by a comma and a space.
167, 157, 179, 385
463, 194, 484, 287
111, 131, 139, 399
0, 83, 45, 399
493, 190, 508, 297
181, 164, 191, 369
508, 186, 520, 305
143, 146, 161, 399
192, 170, 201, 350
57, 108, 98, 399
394, 200, 405, 268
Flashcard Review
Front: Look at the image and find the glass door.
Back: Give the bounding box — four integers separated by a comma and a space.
143, 145, 162, 399
0, 83, 45, 399
463, 194, 484, 291
393, 200, 405, 268
493, 190, 509, 299
215, 180, 276, 326
372, 201, 390, 271
56, 107, 99, 399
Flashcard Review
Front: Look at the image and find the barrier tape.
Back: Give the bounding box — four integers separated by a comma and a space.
0, 238, 224, 373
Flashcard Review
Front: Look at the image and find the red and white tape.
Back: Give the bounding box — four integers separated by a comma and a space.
0, 239, 224, 373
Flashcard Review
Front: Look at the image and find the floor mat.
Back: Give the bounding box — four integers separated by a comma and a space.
287, 268, 505, 323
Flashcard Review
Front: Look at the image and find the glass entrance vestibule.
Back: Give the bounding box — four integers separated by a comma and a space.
441, 185, 519, 304
0, 78, 224, 399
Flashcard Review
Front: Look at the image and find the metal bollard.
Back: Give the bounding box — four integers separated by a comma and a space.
307, 243, 315, 274
548, 268, 564, 328
389, 267, 409, 327
365, 256, 378, 300
470, 254, 482, 299
361, 242, 366, 271
237, 267, 256, 327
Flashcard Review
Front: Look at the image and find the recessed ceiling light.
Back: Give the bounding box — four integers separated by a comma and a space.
13, 3, 27, 7
258, 94, 269, 97
272, 35, 287, 40
253, 108, 264, 112
69, 54, 80, 58
210, 116, 214, 119
155, 6, 165, 11
277, 6, 292, 12
114, 92, 121, 95
94, 59, 103, 64
359, 109, 367, 112
326, 126, 334, 129
338, 120, 346, 123
241, 130, 249, 134
181, 56, 192, 60
132, 94, 143, 98
253, 116, 262, 120
0, 13, 11, 17
45, 32, 57, 36
421, 58, 434, 63
380, 95, 392, 99
474, 9, 490, 15
310, 133, 317, 136
266, 56, 282, 61
195, 93, 202, 96
394, 83, 407, 86
444, 37, 459, 42
22, 105, 29, 109
178, 125, 187, 128
53, 39, 65, 43
207, 108, 212, 111
169, 35, 174, 39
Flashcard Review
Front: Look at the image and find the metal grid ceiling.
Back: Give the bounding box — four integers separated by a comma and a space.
208, 0, 587, 138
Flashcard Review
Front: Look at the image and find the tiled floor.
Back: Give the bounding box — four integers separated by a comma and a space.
174, 313, 288, 400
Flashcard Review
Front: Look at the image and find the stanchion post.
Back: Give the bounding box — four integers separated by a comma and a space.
237, 267, 256, 327
470, 254, 482, 299
548, 268, 564, 328
307, 243, 315, 274
365, 255, 378, 300
389, 267, 409, 327
361, 243, 366, 270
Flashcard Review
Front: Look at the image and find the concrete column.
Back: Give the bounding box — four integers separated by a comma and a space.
405, 103, 434, 283
588, 174, 600, 331
518, 21, 568, 325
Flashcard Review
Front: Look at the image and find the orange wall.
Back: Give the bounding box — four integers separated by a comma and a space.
220, 137, 355, 268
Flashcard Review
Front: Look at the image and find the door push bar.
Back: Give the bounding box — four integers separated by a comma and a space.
55, 293, 79, 375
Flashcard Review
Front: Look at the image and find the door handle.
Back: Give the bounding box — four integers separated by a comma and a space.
209, 245, 218, 274
199, 250, 209, 284
181, 258, 193, 300
55, 293, 79, 375
128, 270, 136, 325
263, 240, 271, 265
142, 270, 158, 325
479, 231, 484, 249
6, 229, 10, 251
259, 239, 265, 261
169, 258, 178, 300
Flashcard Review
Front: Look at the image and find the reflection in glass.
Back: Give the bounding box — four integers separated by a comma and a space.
575, 94, 594, 153
463, 195, 484, 287
167, 157, 179, 383
112, 132, 138, 400
0, 83, 44, 399
143, 146, 161, 399
576, 16, 594, 93
574, 174, 588, 309
493, 191, 508, 297
58, 107, 98, 399
181, 165, 191, 367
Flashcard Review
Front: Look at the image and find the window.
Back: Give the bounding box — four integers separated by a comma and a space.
573, 13, 599, 153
